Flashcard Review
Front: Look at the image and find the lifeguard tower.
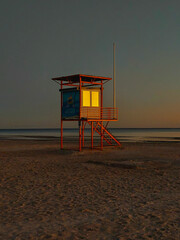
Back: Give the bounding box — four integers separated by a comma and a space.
52, 74, 121, 151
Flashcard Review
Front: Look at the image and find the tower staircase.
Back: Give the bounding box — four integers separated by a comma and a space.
87, 120, 121, 147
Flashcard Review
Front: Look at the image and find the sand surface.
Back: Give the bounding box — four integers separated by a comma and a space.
0, 140, 180, 239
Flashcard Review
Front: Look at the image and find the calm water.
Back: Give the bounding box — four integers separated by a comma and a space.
0, 128, 180, 142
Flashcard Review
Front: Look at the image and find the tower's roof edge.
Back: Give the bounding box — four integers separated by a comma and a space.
52, 74, 112, 82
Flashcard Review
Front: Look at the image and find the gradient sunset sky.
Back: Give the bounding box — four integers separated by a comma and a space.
0, 0, 180, 128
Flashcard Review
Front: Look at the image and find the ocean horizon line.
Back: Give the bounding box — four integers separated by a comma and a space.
0, 127, 180, 131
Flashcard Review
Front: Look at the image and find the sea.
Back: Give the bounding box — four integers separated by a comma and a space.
0, 128, 180, 143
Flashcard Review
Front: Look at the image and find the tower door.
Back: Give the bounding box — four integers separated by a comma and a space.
81, 89, 100, 119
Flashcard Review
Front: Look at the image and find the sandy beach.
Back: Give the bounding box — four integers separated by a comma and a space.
0, 139, 179, 239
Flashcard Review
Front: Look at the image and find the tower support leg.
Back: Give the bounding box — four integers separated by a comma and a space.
79, 121, 82, 151
101, 121, 103, 150
60, 81, 63, 150
82, 121, 84, 148
91, 122, 93, 149
61, 119, 63, 149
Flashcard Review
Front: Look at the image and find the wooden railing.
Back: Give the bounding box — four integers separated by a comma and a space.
81, 107, 118, 120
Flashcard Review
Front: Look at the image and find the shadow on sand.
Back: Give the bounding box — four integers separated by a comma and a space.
85, 160, 137, 169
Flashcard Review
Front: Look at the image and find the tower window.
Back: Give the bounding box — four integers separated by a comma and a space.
83, 90, 90, 106
92, 91, 99, 107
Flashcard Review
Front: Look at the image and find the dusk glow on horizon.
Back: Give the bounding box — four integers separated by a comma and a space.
0, 0, 180, 128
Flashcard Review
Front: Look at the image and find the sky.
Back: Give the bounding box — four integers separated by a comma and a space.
0, 0, 180, 128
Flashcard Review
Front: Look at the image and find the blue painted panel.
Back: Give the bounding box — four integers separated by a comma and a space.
62, 91, 80, 119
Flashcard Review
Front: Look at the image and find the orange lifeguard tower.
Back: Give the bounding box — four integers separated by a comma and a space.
52, 74, 121, 151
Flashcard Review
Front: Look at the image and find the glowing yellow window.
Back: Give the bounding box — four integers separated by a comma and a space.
83, 90, 90, 106
92, 91, 99, 107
